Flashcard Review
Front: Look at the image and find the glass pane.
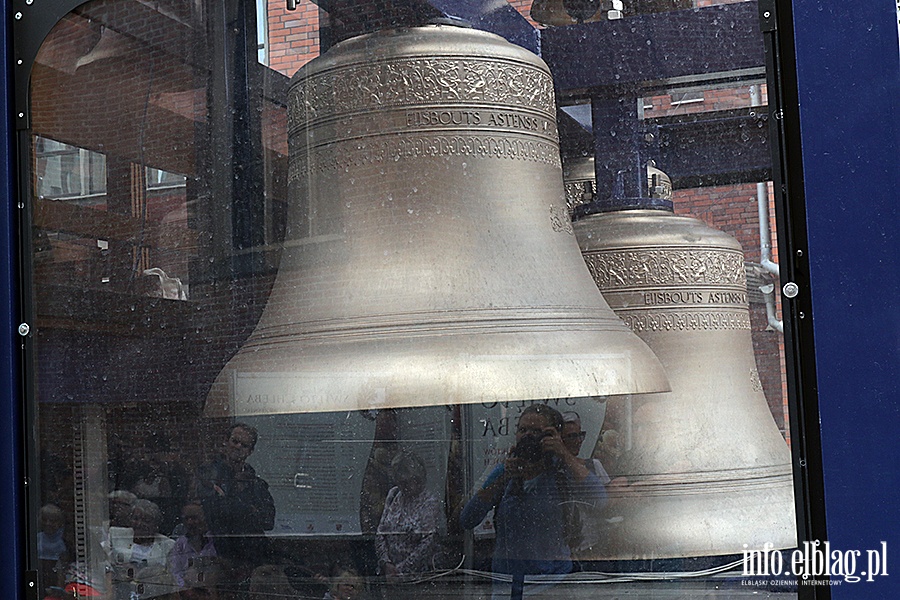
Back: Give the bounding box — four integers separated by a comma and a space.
27, 1, 801, 599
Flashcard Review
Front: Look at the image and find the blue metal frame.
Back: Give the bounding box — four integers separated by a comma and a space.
789, 0, 900, 597
0, 2, 24, 597
541, 2, 765, 91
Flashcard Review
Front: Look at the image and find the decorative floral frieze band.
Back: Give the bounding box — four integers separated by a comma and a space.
619, 310, 752, 332
583, 249, 747, 289
289, 133, 561, 179
289, 58, 556, 127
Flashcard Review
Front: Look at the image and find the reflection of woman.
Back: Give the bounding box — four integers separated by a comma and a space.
460, 404, 606, 599
110, 499, 176, 599
169, 502, 218, 598
375, 452, 445, 578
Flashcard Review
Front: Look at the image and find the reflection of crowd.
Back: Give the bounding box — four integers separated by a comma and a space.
39, 406, 612, 600
39, 423, 276, 599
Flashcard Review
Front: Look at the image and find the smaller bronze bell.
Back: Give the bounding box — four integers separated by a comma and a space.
570, 168, 796, 559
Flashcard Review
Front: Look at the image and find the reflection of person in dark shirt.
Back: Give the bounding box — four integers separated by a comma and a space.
460, 405, 606, 599
194, 423, 275, 585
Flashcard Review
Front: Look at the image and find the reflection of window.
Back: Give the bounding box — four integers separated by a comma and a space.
669, 90, 705, 106
257, 0, 268, 65
34, 136, 106, 200
146, 167, 187, 189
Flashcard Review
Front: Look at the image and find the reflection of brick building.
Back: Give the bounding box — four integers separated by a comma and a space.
266, 0, 320, 75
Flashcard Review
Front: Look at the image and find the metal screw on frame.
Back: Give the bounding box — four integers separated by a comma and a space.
783, 282, 799, 298
17, 323, 30, 336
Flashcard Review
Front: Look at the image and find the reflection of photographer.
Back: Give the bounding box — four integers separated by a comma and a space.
460, 405, 607, 599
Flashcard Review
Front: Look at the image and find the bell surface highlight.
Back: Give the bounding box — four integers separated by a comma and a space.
573, 205, 797, 559
205, 25, 669, 417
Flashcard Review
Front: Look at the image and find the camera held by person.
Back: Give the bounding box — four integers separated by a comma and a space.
510, 430, 552, 463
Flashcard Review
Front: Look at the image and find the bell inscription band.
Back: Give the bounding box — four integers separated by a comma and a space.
205, 25, 668, 417
573, 205, 797, 559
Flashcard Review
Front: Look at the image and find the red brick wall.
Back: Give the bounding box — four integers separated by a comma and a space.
507, 0, 544, 28
266, 0, 321, 77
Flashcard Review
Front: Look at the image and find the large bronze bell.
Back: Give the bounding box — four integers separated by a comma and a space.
205, 25, 669, 417
571, 182, 796, 559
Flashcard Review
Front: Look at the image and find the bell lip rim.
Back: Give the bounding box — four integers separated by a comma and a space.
202, 328, 672, 417
202, 384, 672, 418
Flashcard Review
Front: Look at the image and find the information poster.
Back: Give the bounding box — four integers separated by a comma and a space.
245, 406, 451, 536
